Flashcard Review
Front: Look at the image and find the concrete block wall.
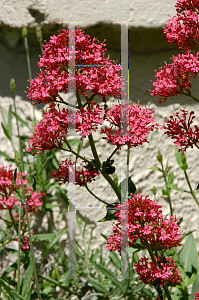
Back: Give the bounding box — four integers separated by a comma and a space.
0, 0, 199, 267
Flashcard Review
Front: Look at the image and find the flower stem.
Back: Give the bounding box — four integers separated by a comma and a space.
17, 167, 41, 300
160, 161, 173, 215
184, 170, 199, 206
145, 241, 172, 300
107, 147, 118, 161
84, 184, 110, 205
76, 90, 121, 202
17, 202, 22, 294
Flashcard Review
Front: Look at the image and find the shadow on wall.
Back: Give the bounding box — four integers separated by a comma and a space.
0, 22, 178, 110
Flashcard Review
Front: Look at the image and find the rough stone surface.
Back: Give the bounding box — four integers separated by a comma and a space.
0, 0, 199, 281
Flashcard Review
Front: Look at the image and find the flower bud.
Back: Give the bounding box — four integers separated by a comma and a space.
36, 26, 42, 41
157, 150, 163, 163
15, 151, 20, 166
22, 27, 28, 39
10, 78, 16, 95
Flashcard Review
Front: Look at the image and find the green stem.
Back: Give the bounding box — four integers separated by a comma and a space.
184, 170, 199, 206
160, 161, 173, 215
13, 91, 24, 172
84, 184, 110, 205
107, 147, 118, 161
145, 241, 172, 300
17, 167, 41, 300
17, 202, 22, 294
182, 91, 199, 104
76, 90, 121, 202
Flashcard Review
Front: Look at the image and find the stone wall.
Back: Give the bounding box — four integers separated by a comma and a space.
0, 0, 199, 268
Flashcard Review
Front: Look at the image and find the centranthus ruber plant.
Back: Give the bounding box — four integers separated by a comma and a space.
107, 193, 182, 299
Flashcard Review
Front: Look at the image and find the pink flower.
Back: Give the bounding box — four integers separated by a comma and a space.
195, 292, 199, 300
107, 193, 182, 252
150, 51, 199, 103
164, 2, 199, 50
27, 26, 127, 105
101, 101, 159, 150
161, 108, 199, 153
27, 101, 104, 155
0, 165, 45, 212
51, 158, 100, 187
135, 255, 182, 287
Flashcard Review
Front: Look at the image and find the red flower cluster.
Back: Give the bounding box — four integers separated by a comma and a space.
151, 0, 199, 103
161, 108, 199, 153
51, 158, 100, 187
107, 193, 182, 252
164, 7, 199, 51
0, 165, 45, 212
28, 101, 104, 155
135, 255, 182, 287
101, 101, 158, 150
27, 26, 126, 105
107, 193, 182, 287
150, 50, 199, 103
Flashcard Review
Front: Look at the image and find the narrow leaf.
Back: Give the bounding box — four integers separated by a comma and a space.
168, 171, 174, 185
7, 105, 13, 141
21, 260, 33, 297
1, 122, 11, 141
94, 263, 124, 293
12, 112, 30, 130
148, 166, 163, 172
87, 278, 110, 295
11, 291, 26, 300
166, 184, 189, 193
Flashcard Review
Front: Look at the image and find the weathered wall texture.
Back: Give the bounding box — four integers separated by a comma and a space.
0, 0, 199, 265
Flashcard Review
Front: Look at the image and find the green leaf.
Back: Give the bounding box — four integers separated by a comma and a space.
67, 138, 82, 147
7, 105, 12, 141
87, 277, 110, 296
179, 233, 199, 275
0, 151, 15, 162
11, 291, 26, 300
180, 164, 188, 172
162, 189, 169, 196
13, 168, 22, 200
186, 273, 196, 288
47, 228, 68, 252
31, 233, 55, 241
1, 122, 11, 141
81, 293, 103, 300
109, 251, 120, 270
119, 176, 137, 197
44, 203, 62, 210
175, 146, 188, 171
94, 263, 125, 293
77, 137, 84, 155
21, 260, 33, 297
175, 146, 183, 167
148, 166, 163, 172
98, 202, 118, 222
168, 171, 174, 185
0, 279, 15, 299
190, 271, 199, 300
90, 248, 99, 264
166, 184, 189, 193
12, 111, 30, 130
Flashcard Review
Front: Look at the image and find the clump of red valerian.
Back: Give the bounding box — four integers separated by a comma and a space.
107, 193, 182, 288
135, 255, 182, 287
51, 158, 100, 187
0, 165, 45, 251
27, 26, 127, 105
161, 108, 199, 153
107, 193, 182, 252
28, 101, 104, 155
101, 101, 159, 150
